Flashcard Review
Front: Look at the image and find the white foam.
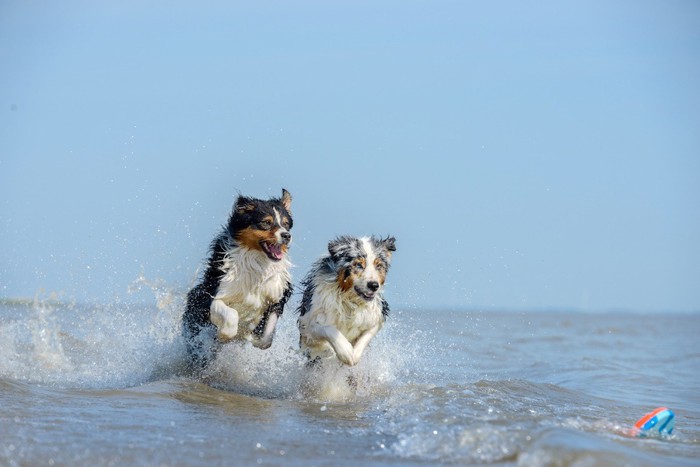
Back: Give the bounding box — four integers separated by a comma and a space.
0, 281, 187, 388
203, 305, 403, 402
0, 276, 417, 398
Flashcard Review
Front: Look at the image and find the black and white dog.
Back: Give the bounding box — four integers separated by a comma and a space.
182, 189, 293, 371
297, 236, 396, 366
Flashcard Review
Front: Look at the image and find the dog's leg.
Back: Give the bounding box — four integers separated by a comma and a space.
307, 323, 355, 366
252, 312, 278, 349
352, 324, 380, 364
253, 282, 291, 349
209, 298, 239, 342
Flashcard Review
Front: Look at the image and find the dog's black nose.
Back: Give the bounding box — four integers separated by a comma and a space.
367, 281, 379, 292
280, 231, 291, 243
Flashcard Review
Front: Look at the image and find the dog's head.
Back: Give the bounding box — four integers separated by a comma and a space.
229, 189, 293, 261
328, 235, 396, 302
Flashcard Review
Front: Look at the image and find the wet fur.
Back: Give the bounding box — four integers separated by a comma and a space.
297, 236, 396, 366
182, 190, 293, 372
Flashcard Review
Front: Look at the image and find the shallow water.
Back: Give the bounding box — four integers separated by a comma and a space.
1, 291, 699, 466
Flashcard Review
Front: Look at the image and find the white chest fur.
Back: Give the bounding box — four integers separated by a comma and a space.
298, 278, 385, 353
214, 247, 291, 332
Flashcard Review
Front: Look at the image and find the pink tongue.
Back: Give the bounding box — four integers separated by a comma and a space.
269, 244, 283, 259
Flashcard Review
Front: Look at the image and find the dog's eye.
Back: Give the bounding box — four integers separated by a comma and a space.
353, 261, 365, 271
259, 220, 273, 229
281, 218, 291, 229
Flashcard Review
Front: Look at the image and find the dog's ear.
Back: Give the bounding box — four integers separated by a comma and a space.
328, 238, 342, 259
234, 196, 256, 215
382, 236, 397, 253
328, 237, 348, 260
281, 189, 292, 213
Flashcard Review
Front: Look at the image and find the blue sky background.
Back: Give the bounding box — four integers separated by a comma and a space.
1, 1, 698, 312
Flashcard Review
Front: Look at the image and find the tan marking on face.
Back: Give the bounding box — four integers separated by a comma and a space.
336, 267, 354, 292
235, 226, 284, 253
280, 216, 291, 230
337, 257, 369, 293
374, 258, 388, 284
353, 257, 366, 271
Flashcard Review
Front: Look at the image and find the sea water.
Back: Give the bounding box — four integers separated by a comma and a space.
1, 286, 699, 466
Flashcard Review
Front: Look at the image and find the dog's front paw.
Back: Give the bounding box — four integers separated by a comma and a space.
334, 341, 356, 366
210, 299, 239, 342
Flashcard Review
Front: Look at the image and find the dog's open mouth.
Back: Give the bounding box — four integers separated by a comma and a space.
354, 286, 375, 301
260, 241, 285, 261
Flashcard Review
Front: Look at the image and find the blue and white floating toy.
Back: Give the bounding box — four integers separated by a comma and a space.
632, 407, 675, 437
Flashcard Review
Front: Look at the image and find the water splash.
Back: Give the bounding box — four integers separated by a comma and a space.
201, 310, 407, 402
0, 283, 187, 388
0, 277, 419, 400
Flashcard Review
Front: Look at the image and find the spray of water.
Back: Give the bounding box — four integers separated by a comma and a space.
0, 278, 186, 388
0, 276, 436, 402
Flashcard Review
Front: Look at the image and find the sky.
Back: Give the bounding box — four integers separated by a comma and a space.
1, 1, 699, 312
